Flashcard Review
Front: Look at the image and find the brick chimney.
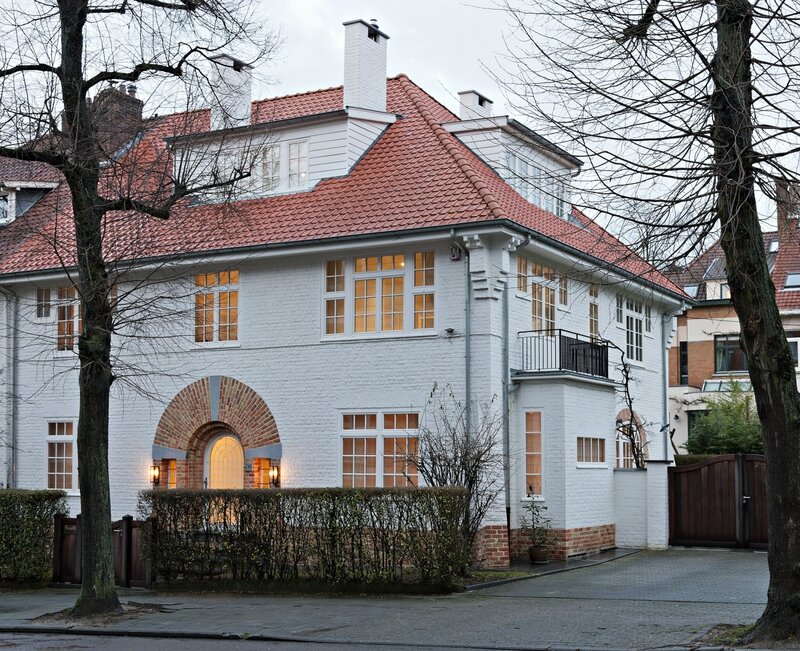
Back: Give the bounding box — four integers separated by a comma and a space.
776, 179, 800, 243
458, 90, 494, 120
343, 19, 389, 112
85, 83, 144, 154
209, 54, 253, 131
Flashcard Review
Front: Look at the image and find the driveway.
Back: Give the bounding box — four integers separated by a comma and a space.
0, 548, 769, 650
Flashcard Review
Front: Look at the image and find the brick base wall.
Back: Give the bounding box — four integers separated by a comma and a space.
475, 523, 616, 567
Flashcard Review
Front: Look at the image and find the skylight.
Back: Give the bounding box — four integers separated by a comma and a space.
769, 240, 779, 253
786, 273, 800, 289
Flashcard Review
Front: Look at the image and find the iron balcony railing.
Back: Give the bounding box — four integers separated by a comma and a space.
518, 329, 610, 379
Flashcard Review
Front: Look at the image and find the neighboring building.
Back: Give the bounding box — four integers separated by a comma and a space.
666, 182, 800, 451
0, 19, 686, 564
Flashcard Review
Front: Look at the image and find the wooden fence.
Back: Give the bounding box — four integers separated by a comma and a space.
52, 514, 151, 587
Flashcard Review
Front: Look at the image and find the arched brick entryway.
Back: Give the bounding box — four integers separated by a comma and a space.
152, 376, 281, 488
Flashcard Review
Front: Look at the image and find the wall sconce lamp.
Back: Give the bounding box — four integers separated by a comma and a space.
150, 464, 161, 486
268, 464, 280, 488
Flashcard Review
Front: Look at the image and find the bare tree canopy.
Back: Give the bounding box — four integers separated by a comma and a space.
0, 0, 276, 615
500, 0, 800, 641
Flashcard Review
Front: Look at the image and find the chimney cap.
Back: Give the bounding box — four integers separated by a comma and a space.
342, 18, 390, 40
458, 89, 494, 106
209, 53, 254, 72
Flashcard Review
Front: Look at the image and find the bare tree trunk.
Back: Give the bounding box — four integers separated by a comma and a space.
712, 0, 800, 639
59, 0, 120, 615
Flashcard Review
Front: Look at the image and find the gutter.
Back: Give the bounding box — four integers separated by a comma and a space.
0, 286, 18, 488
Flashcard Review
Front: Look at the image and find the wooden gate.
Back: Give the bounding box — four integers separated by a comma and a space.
52, 514, 151, 587
669, 454, 767, 549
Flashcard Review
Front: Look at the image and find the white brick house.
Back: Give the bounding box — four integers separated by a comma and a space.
0, 19, 686, 565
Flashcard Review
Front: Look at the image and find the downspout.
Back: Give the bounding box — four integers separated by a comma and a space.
503, 235, 529, 558
0, 286, 18, 488
450, 230, 471, 433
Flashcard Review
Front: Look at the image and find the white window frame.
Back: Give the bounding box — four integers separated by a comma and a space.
521, 408, 545, 500
576, 435, 608, 468
340, 410, 421, 488
36, 287, 52, 320
287, 138, 309, 189
45, 420, 78, 493
321, 251, 437, 339
193, 270, 241, 347
55, 286, 80, 354
262, 144, 281, 193
788, 337, 800, 370
618, 296, 645, 364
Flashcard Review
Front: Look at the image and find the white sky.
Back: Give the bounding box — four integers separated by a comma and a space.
255, 2, 511, 115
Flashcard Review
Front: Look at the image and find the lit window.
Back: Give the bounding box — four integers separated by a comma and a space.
354, 279, 378, 333
262, 145, 281, 192
194, 271, 239, 343
164, 459, 177, 489
786, 273, 800, 289
414, 252, 434, 287
558, 275, 568, 306
589, 284, 599, 341
414, 294, 435, 330
413, 252, 435, 330
47, 421, 75, 490
382, 276, 404, 331
342, 412, 419, 488
36, 288, 51, 319
56, 286, 81, 351
530, 264, 556, 332
325, 260, 345, 335
577, 436, 606, 464
287, 140, 308, 188
516, 256, 528, 293
525, 411, 543, 497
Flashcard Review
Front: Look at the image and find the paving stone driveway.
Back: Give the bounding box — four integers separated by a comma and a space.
0, 548, 770, 650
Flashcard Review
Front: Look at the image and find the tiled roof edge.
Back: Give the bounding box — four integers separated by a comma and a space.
396, 74, 506, 220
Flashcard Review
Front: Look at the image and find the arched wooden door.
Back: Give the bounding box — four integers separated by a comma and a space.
205, 433, 244, 489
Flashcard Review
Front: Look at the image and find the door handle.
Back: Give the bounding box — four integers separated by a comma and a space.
742, 495, 751, 504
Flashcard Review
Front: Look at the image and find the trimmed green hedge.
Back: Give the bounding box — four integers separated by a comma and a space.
674, 454, 715, 466
0, 490, 67, 582
138, 487, 469, 591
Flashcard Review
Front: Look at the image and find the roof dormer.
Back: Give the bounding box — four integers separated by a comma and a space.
0, 180, 58, 226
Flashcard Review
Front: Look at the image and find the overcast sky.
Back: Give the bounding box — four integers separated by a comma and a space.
256, 2, 511, 115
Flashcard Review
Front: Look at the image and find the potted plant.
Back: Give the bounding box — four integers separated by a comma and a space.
521, 499, 552, 564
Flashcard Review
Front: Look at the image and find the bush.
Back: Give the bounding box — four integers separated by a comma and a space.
673, 454, 715, 466
684, 382, 763, 454
0, 490, 67, 583
138, 487, 469, 591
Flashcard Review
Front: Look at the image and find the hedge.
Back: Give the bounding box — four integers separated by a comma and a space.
674, 454, 715, 466
138, 487, 469, 590
0, 490, 67, 583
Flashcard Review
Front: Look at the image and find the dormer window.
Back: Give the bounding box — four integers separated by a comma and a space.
288, 139, 309, 189
770, 240, 779, 253
683, 284, 699, 298
262, 145, 281, 192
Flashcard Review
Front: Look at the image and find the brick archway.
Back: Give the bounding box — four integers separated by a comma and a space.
152, 376, 280, 488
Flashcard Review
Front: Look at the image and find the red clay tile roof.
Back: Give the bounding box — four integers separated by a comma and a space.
772, 223, 800, 311
0, 75, 683, 297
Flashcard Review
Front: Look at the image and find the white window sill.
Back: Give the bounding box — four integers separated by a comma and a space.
576, 463, 609, 469
53, 350, 78, 359
515, 291, 532, 302
193, 341, 241, 350
521, 495, 545, 502
321, 330, 439, 342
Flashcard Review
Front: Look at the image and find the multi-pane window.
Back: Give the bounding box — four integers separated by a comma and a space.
589, 284, 600, 341
325, 252, 435, 336
262, 145, 281, 192
615, 294, 624, 323
413, 252, 435, 330
530, 263, 556, 332
287, 140, 309, 188
36, 288, 51, 319
56, 286, 80, 351
47, 421, 75, 490
525, 411, 543, 497
577, 436, 606, 464
342, 411, 419, 487
558, 275, 568, 306
624, 298, 644, 362
679, 341, 689, 385
194, 271, 239, 343
516, 256, 528, 293
615, 428, 637, 468
164, 459, 177, 489
325, 260, 345, 335
645, 305, 652, 333
715, 334, 748, 372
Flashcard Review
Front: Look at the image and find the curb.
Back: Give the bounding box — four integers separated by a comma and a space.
0, 625, 692, 651
466, 549, 643, 591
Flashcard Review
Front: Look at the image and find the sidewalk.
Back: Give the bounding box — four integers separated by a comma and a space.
0, 549, 769, 650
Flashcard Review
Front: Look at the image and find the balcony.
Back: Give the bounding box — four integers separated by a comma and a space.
517, 329, 610, 379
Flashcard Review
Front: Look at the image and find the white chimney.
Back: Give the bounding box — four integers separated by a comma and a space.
343, 19, 389, 112
209, 54, 253, 130
458, 90, 494, 120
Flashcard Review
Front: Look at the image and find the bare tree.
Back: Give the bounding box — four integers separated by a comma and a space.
499, 0, 800, 640
411, 384, 503, 568
0, 1, 276, 615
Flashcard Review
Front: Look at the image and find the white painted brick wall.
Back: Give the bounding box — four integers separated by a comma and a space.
613, 469, 648, 547
343, 21, 387, 112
